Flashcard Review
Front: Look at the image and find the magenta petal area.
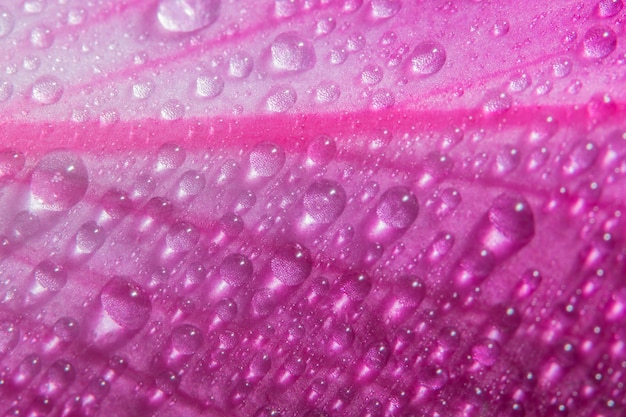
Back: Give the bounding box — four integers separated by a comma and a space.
0, 1, 625, 417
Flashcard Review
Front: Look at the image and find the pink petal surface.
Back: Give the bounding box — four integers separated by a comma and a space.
0, 0, 625, 416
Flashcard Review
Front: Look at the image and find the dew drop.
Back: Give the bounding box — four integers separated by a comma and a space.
30, 25, 53, 49
101, 189, 133, 220
0, 80, 13, 102
132, 79, 155, 100
562, 141, 598, 176
39, 360, 75, 399
471, 338, 501, 367
160, 99, 185, 120
482, 91, 512, 114
307, 135, 336, 166
30, 150, 89, 211
346, 32, 366, 52
266, 85, 297, 113
33, 260, 67, 292
31, 75, 64, 105
166, 222, 200, 252
220, 253, 253, 287
361, 64, 384, 85
228, 51, 254, 78
315, 81, 341, 104
157, 142, 186, 171
196, 73, 224, 98
552, 57, 573, 78
249, 142, 285, 177
170, 324, 203, 355
74, 221, 105, 255
24, 0, 46, 13
508, 72, 531, 93
376, 186, 419, 229
271, 243, 313, 286
486, 194, 535, 250
582, 26, 617, 59
339, 272, 372, 302
0, 7, 14, 38
67, 7, 87, 25
370, 0, 401, 18
0, 148, 25, 179
315, 17, 336, 37
53, 317, 80, 342
597, 0, 623, 17
157, 0, 220, 33
175, 170, 205, 199
330, 48, 347, 65
303, 180, 347, 224
0, 322, 19, 354
370, 89, 395, 110
492, 20, 510, 37
410, 41, 446, 75
271, 32, 316, 72
100, 277, 152, 330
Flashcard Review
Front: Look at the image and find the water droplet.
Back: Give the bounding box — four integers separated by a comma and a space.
508, 71, 531, 93
157, 0, 220, 32
174, 170, 205, 202
38, 360, 75, 399
330, 47, 347, 65
11, 354, 42, 388
314, 81, 341, 104
562, 141, 598, 176
220, 253, 253, 287
74, 221, 105, 255
315, 17, 336, 37
492, 20, 510, 37
346, 32, 366, 52
249, 142, 285, 177
0, 7, 14, 38
271, 243, 312, 286
0, 80, 13, 102
24, 0, 46, 13
53, 317, 80, 342
101, 189, 133, 220
165, 222, 200, 252
169, 324, 203, 356
361, 64, 384, 85
582, 26, 617, 59
67, 7, 87, 25
30, 150, 89, 211
271, 32, 315, 72
0, 322, 19, 354
375, 186, 419, 230
552, 57, 573, 78
597, 0, 623, 17
410, 41, 446, 75
196, 73, 224, 98
494, 146, 520, 175
471, 338, 501, 367
266, 85, 297, 113
339, 272, 372, 302
370, 89, 395, 110
33, 260, 67, 292
485, 194, 535, 254
160, 99, 185, 120
157, 142, 186, 171
515, 269, 542, 299
132, 79, 156, 100
303, 180, 347, 224
30, 25, 53, 49
0, 148, 25, 179
228, 51, 254, 78
370, 0, 401, 18
100, 277, 152, 330
31, 75, 64, 105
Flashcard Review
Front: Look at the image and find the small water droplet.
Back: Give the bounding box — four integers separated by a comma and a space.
160, 99, 185, 120
24, 0, 46, 13
409, 41, 446, 75
157, 142, 186, 171
552, 57, 573, 78
375, 186, 419, 230
31, 75, 64, 105
220, 253, 253, 287
315, 81, 341, 104
30, 150, 89, 211
492, 20, 510, 37
370, 0, 401, 18
266, 85, 297, 113
30, 25, 53, 49
0, 322, 19, 354
0, 148, 25, 179
361, 64, 384, 85
582, 26, 617, 59
562, 141, 598, 176
482, 91, 512, 114
0, 80, 14, 102
0, 7, 15, 38
271, 243, 312, 286
303, 180, 347, 224
249, 142, 285, 177
100, 277, 152, 330
157, 0, 220, 32
315, 17, 336, 37
132, 79, 155, 100
307, 135, 336, 166
271, 32, 315, 72
370, 89, 395, 110
196, 73, 224, 98
74, 221, 105, 255
33, 260, 67, 293
346, 32, 366, 52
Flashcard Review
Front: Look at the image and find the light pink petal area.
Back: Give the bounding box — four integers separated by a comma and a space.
0, 0, 625, 416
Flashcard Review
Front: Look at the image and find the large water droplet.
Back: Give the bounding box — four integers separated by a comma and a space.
0, 7, 14, 38
196, 73, 224, 98
31, 75, 63, 105
266, 85, 297, 112
410, 41, 446, 75
249, 142, 285, 177
228, 52, 254, 78
270, 32, 316, 72
271, 243, 313, 286
33, 260, 67, 293
582, 26, 617, 59
157, 142, 186, 171
376, 186, 419, 229
484, 194, 535, 254
157, 0, 220, 33
220, 253, 253, 287
303, 180, 347, 224
596, 0, 623, 17
100, 277, 152, 330
0, 148, 25, 179
30, 150, 89, 211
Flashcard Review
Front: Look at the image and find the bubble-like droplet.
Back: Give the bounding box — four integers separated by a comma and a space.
271, 243, 313, 286
196, 73, 224, 98
346, 32, 366, 52
410, 41, 446, 75
175, 170, 205, 199
270, 32, 316, 72
303, 180, 347, 224
0, 80, 13, 102
492, 20, 510, 37
266, 85, 297, 113
101, 189, 133, 220
361, 64, 384, 85
39, 360, 75, 399
552, 57, 573, 78
220, 253, 253, 287
228, 52, 254, 78
166, 222, 200, 252
33, 260, 67, 292
562, 141, 598, 176
30, 150, 89, 211
0, 322, 19, 354
160, 99, 185, 120
315, 81, 341, 104
75, 221, 105, 254
170, 324, 203, 355
471, 338, 501, 367
132, 79, 155, 100
30, 25, 53, 49
376, 187, 419, 229
249, 142, 285, 177
157, 0, 220, 33
307, 135, 336, 166
0, 7, 14, 38
482, 91, 512, 114
100, 277, 152, 330
582, 26, 617, 59
31, 75, 64, 105
370, 0, 401, 18
370, 89, 395, 110
339, 272, 372, 302
157, 142, 186, 171
597, 0, 623, 18
315, 17, 336, 37
508, 72, 531, 93
0, 148, 25, 179
53, 317, 80, 342
486, 194, 535, 251
24, 0, 46, 13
